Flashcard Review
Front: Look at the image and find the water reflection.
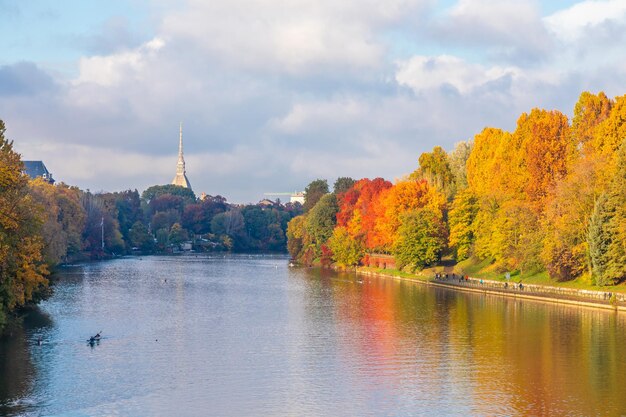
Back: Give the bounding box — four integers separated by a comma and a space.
300, 272, 626, 416
0, 256, 625, 416
0, 307, 52, 416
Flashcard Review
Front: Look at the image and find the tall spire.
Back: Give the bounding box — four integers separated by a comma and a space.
172, 122, 192, 189
177, 122, 185, 173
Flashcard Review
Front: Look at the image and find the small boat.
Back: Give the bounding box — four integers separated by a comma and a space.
88, 332, 102, 343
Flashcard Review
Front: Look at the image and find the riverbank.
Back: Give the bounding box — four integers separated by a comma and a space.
349, 266, 626, 313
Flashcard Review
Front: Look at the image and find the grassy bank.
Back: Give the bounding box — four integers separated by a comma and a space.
322, 255, 626, 294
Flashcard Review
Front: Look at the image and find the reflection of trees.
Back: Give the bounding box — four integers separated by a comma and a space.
298, 268, 626, 416
0, 307, 52, 415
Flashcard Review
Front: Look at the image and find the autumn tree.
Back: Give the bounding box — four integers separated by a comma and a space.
410, 146, 455, 199
541, 157, 600, 281
328, 226, 364, 267
182, 195, 228, 235
286, 215, 306, 259
448, 140, 473, 193
371, 180, 445, 252
589, 95, 626, 158
515, 109, 572, 210
0, 120, 48, 322
29, 179, 86, 265
448, 189, 478, 261
572, 91, 612, 155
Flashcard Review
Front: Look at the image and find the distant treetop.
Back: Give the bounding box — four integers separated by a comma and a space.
141, 184, 197, 204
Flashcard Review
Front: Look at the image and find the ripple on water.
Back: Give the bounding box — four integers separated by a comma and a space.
1, 255, 626, 416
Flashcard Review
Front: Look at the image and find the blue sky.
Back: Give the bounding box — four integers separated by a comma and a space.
1, 0, 625, 202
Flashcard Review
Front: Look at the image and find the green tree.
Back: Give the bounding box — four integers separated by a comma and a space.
141, 184, 196, 204
393, 208, 447, 272
333, 177, 356, 196
589, 194, 613, 286
80, 192, 125, 255
168, 223, 188, 245
304, 193, 338, 250
303, 179, 329, 212
114, 190, 142, 246
129, 221, 155, 251
328, 227, 363, 267
155, 228, 169, 249
588, 140, 626, 285
211, 210, 245, 236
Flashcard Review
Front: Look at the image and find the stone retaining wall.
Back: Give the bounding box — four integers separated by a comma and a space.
434, 274, 625, 303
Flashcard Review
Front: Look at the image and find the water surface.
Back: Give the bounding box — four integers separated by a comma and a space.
1, 255, 625, 416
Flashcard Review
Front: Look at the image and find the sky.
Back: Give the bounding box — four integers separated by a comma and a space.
1, 0, 625, 203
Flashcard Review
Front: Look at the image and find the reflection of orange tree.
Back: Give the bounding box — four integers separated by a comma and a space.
330, 275, 401, 387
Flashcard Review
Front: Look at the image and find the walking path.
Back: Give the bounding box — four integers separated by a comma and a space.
357, 269, 626, 313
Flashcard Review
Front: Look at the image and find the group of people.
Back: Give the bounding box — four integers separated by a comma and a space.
434, 273, 470, 283
504, 281, 523, 290
434, 272, 524, 290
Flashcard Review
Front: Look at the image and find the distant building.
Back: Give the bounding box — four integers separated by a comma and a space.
258, 198, 276, 208
263, 192, 305, 205
171, 122, 192, 190
290, 192, 304, 205
23, 161, 55, 184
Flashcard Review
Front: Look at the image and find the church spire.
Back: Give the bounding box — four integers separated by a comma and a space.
177, 122, 185, 173
171, 122, 192, 189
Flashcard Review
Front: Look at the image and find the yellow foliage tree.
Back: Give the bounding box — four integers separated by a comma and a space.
0, 120, 49, 315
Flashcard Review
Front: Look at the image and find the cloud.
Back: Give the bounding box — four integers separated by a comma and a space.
0, 62, 56, 96
395, 55, 518, 94
545, 0, 626, 41
160, 0, 430, 76
75, 37, 165, 86
74, 16, 147, 55
3, 0, 626, 203
432, 0, 551, 61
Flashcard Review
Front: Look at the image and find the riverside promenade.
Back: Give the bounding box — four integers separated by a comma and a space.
357, 269, 626, 312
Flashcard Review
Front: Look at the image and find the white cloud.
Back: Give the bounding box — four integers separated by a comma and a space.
4, 0, 626, 203
545, 0, 626, 41
74, 37, 165, 86
433, 0, 551, 60
270, 97, 366, 134
160, 0, 430, 76
16, 141, 172, 189
395, 55, 518, 94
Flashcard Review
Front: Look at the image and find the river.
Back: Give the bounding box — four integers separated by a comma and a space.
1, 255, 625, 416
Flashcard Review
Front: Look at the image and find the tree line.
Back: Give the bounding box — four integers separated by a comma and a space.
287, 91, 626, 288
0, 119, 301, 327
